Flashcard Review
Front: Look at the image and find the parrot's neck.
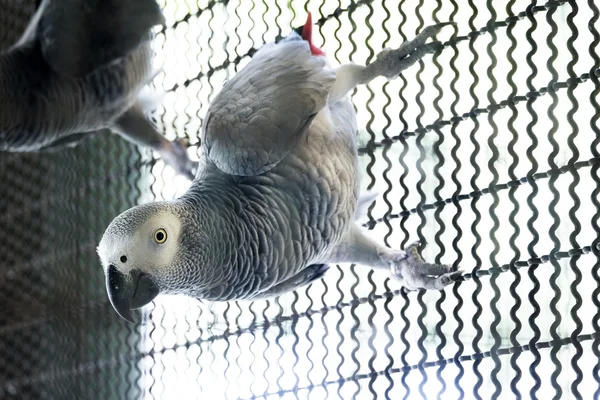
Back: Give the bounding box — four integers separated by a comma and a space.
176, 180, 251, 298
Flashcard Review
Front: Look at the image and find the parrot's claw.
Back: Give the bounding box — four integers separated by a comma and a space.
158, 138, 198, 180
370, 22, 454, 79
386, 241, 462, 291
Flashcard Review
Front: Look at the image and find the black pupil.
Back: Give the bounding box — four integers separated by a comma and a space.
156, 231, 165, 241
120, 255, 127, 263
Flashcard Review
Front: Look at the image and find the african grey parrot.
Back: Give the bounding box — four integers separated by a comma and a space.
0, 0, 197, 179
97, 13, 461, 323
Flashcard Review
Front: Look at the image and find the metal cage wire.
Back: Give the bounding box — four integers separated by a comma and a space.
0, 0, 599, 399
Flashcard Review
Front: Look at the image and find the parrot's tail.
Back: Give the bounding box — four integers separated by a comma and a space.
300, 12, 325, 57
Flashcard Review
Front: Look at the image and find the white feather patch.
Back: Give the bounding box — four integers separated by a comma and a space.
354, 190, 380, 221
136, 88, 164, 112
134, 67, 165, 112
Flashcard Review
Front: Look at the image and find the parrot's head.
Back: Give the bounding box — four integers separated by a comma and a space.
97, 201, 187, 323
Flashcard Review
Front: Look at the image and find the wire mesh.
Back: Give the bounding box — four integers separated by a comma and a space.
1, 0, 599, 399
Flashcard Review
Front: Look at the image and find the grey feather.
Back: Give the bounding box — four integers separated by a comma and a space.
202, 32, 336, 176
38, 0, 165, 78
0, 0, 197, 179
248, 264, 329, 300
98, 21, 460, 322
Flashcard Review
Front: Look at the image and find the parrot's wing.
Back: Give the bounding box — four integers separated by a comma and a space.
15, 0, 165, 77
248, 264, 330, 300
202, 33, 336, 176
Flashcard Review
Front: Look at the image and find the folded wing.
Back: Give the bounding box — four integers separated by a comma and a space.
202, 33, 335, 176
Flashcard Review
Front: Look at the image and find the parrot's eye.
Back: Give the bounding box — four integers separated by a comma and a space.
154, 228, 167, 244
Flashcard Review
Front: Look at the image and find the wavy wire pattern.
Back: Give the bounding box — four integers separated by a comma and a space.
1, 0, 600, 399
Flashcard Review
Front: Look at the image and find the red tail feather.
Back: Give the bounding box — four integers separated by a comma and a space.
301, 12, 325, 56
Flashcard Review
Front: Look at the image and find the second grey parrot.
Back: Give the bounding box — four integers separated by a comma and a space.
0, 0, 197, 179
97, 13, 461, 323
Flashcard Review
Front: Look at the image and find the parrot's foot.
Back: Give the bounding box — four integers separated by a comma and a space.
383, 241, 462, 291
157, 137, 198, 180
368, 22, 455, 80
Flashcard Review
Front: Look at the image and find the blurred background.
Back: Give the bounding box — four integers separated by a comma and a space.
1, 0, 599, 399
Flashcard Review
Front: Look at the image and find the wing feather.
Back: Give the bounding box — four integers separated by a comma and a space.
202, 33, 336, 176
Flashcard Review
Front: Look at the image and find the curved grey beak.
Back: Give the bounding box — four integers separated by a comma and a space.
106, 265, 159, 323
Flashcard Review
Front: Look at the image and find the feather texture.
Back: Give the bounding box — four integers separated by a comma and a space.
98, 20, 460, 319
202, 32, 336, 176
0, 0, 197, 178
177, 99, 359, 300
0, 39, 153, 150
